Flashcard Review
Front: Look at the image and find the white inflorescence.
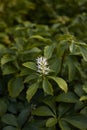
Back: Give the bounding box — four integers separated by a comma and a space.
36, 57, 50, 75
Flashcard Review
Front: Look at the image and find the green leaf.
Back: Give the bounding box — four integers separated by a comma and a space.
19, 68, 31, 76
48, 76, 68, 93
43, 99, 56, 115
43, 78, 53, 95
56, 92, 78, 103
2, 126, 18, 130
17, 108, 30, 127
74, 101, 84, 111
62, 114, 87, 129
8, 77, 24, 98
1, 55, 15, 65
69, 43, 75, 53
26, 82, 39, 101
69, 43, 80, 55
65, 57, 76, 82
23, 62, 37, 71
44, 44, 55, 59
79, 45, 87, 62
32, 106, 55, 117
1, 114, 18, 127
0, 100, 7, 116
50, 58, 61, 74
22, 122, 39, 130
59, 120, 71, 130
80, 107, 87, 115
74, 84, 85, 97
58, 103, 72, 117
56, 42, 67, 57
2, 64, 17, 75
30, 35, 47, 42
23, 47, 41, 54
24, 74, 38, 83
27, 47, 41, 53
83, 84, 87, 93
74, 61, 86, 78
14, 38, 24, 50
0, 44, 6, 52
46, 118, 57, 127
80, 96, 87, 101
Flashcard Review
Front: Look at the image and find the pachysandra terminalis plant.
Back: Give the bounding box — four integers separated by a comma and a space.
0, 0, 87, 130
23, 55, 68, 101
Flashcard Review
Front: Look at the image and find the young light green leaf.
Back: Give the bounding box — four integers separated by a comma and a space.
30, 35, 47, 42
26, 83, 39, 101
46, 117, 57, 127
8, 77, 24, 98
48, 76, 68, 93
32, 106, 55, 117
23, 62, 37, 71
80, 96, 87, 101
43, 78, 53, 95
83, 84, 87, 93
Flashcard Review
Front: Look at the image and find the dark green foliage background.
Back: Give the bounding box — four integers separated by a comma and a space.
0, 0, 87, 130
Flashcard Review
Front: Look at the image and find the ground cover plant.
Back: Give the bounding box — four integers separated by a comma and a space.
0, 0, 87, 130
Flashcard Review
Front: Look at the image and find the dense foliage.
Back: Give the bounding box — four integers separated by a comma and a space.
0, 0, 87, 130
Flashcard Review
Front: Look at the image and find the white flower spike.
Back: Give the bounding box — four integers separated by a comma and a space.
36, 56, 50, 75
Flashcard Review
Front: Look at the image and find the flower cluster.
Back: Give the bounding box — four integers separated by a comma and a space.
36, 57, 50, 75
